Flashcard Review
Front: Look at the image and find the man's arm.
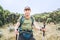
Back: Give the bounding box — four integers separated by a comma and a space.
15, 22, 20, 30
33, 21, 45, 31
33, 21, 41, 30
15, 16, 21, 30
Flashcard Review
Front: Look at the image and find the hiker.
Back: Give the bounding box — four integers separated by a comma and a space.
15, 6, 45, 40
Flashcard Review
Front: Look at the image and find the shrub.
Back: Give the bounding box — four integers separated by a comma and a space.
0, 20, 3, 26
8, 27, 14, 32
0, 30, 3, 38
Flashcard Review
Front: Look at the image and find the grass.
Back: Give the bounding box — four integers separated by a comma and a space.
0, 23, 60, 40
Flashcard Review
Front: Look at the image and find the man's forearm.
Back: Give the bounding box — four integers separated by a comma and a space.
15, 22, 20, 30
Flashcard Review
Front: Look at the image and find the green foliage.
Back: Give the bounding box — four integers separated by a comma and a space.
33, 8, 60, 24
46, 18, 52, 24
0, 5, 60, 26
0, 5, 20, 27
0, 20, 3, 26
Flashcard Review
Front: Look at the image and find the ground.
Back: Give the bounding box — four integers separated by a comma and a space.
0, 23, 60, 40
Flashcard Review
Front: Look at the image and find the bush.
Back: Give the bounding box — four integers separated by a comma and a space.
8, 27, 14, 32
0, 30, 3, 38
0, 20, 3, 26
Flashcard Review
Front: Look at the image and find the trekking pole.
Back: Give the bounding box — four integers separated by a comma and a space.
16, 29, 19, 40
16, 34, 17, 40
42, 22, 46, 40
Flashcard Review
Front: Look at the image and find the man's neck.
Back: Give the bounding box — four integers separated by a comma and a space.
24, 15, 30, 19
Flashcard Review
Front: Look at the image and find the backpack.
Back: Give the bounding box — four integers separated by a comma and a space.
18, 16, 34, 39
18, 16, 34, 31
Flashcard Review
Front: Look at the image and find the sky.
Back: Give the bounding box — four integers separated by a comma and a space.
0, 0, 60, 15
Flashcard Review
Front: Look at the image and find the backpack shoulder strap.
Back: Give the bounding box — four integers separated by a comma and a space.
19, 16, 24, 28
19, 16, 34, 28
31, 16, 34, 26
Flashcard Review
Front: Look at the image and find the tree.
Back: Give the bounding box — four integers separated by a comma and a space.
0, 5, 4, 26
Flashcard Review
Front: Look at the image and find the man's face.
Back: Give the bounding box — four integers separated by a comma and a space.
24, 9, 31, 16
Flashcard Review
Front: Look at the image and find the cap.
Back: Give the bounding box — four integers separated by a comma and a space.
24, 6, 31, 10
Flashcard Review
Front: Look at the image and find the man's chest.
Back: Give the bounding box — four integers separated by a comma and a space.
22, 19, 32, 26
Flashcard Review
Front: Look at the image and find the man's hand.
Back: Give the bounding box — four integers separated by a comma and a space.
15, 29, 19, 35
14, 22, 20, 34
42, 28, 46, 32
40, 28, 46, 32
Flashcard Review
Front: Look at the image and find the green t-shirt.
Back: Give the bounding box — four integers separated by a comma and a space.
21, 18, 32, 30
17, 16, 34, 31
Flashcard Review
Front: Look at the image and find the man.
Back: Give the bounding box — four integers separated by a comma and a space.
15, 6, 45, 40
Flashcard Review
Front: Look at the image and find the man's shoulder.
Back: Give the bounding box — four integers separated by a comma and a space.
31, 16, 35, 20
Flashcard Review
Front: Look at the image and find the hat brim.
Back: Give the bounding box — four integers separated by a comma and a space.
24, 8, 31, 10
